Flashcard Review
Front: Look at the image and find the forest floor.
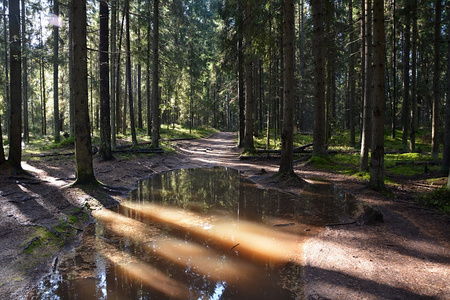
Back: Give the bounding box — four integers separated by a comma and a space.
0, 131, 449, 299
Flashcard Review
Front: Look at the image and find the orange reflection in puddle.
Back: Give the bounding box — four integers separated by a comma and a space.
121, 201, 313, 265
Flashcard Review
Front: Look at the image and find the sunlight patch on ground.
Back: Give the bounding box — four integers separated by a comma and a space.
22, 162, 68, 187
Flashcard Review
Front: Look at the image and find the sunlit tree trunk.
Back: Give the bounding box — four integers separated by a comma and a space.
360, 0, 372, 172
8, 0, 23, 173
431, 0, 441, 160
312, 0, 326, 156
152, 0, 160, 148
99, 0, 112, 160
3, 0, 10, 139
369, 0, 385, 190
72, 0, 96, 184
279, 0, 295, 176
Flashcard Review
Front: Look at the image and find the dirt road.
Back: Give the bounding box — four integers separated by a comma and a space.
1, 132, 449, 299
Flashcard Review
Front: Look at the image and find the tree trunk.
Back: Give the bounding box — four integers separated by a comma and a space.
53, 0, 60, 143
151, 0, 160, 148
312, 0, 326, 156
99, 0, 113, 161
238, 4, 245, 147
369, 0, 385, 190
3, 0, 10, 139
431, 0, 441, 160
443, 4, 450, 174
391, 0, 396, 139
410, 0, 418, 153
349, 0, 356, 147
21, 0, 29, 144
243, 0, 254, 151
279, 0, 295, 176
8, 0, 23, 172
125, 1, 137, 146
401, 2, 411, 151
360, 0, 372, 172
110, 0, 117, 148
69, 4, 74, 137
72, 0, 96, 184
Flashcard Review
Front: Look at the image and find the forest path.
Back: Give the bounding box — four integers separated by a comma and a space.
0, 131, 449, 299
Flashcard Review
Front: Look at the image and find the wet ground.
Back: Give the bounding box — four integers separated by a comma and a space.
29, 167, 359, 299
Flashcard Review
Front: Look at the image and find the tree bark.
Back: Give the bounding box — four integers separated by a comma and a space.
443, 3, 450, 174
369, 0, 385, 190
72, 0, 96, 184
312, 0, 326, 156
243, 0, 254, 151
99, 0, 113, 161
3, 0, 10, 139
110, 0, 117, 148
21, 0, 29, 144
8, 0, 23, 172
431, 0, 441, 160
360, 0, 372, 172
348, 0, 356, 147
125, 1, 137, 146
410, 0, 418, 153
279, 0, 295, 176
401, 2, 411, 151
238, 3, 245, 148
53, 0, 60, 143
151, 0, 160, 148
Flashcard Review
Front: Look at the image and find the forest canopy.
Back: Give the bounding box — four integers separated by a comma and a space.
0, 0, 449, 189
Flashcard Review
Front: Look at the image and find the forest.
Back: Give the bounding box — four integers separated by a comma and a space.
0, 0, 450, 191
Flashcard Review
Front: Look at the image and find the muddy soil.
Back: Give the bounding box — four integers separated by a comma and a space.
0, 132, 449, 299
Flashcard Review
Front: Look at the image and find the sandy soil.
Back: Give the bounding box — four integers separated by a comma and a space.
0, 132, 449, 299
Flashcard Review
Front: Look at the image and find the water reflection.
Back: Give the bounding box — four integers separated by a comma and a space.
30, 167, 358, 299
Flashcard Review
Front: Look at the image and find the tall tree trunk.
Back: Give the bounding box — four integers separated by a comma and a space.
99, 0, 112, 160
125, 1, 137, 146
53, 0, 60, 143
312, 0, 326, 156
349, 0, 356, 147
21, 0, 29, 144
72, 0, 96, 184
401, 2, 411, 151
279, 0, 295, 176
69, 4, 74, 137
151, 0, 160, 148
431, 0, 441, 160
410, 0, 418, 153
146, 0, 152, 136
243, 0, 254, 151
110, 0, 117, 148
0, 2, 5, 163
360, 0, 372, 172
238, 3, 245, 147
3, 0, 10, 139
391, 0, 396, 139
369, 0, 385, 190
443, 4, 450, 174
8, 0, 22, 172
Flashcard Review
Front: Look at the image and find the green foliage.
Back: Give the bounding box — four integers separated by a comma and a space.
419, 187, 450, 216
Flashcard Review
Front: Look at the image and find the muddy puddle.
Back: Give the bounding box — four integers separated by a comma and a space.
29, 167, 359, 299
